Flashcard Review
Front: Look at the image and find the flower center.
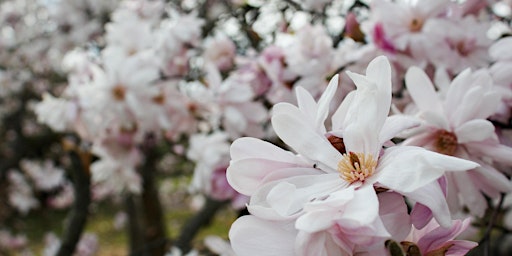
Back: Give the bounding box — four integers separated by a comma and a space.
434, 129, 458, 156
112, 84, 126, 101
338, 152, 377, 183
409, 18, 423, 32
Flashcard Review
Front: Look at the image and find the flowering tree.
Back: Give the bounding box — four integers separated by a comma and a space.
1, 0, 512, 255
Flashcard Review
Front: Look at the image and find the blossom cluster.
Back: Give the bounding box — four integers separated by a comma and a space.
227, 56, 490, 255
1, 0, 512, 255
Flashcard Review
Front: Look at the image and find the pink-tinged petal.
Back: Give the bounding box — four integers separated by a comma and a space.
451, 87, 499, 127
417, 218, 473, 252
378, 192, 411, 241
379, 115, 420, 145
296, 230, 351, 256
376, 146, 479, 193
451, 171, 487, 217
466, 142, 512, 166
248, 174, 345, 220
338, 215, 390, 248
331, 91, 355, 131
227, 158, 318, 195
229, 216, 296, 256
405, 67, 444, 115
445, 240, 478, 255
272, 113, 342, 171
411, 202, 434, 230
401, 132, 435, 146
455, 119, 495, 143
401, 181, 452, 228
470, 163, 512, 197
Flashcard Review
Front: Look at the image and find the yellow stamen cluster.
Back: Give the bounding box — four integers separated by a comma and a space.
338, 152, 377, 183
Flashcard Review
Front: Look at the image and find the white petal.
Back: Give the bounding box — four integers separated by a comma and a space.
316, 75, 339, 129
229, 216, 296, 256
401, 181, 452, 228
379, 115, 421, 145
272, 113, 341, 171
227, 157, 317, 195
455, 119, 495, 143
376, 146, 479, 193
296, 231, 350, 256
342, 90, 382, 155
248, 174, 344, 219
366, 56, 391, 91
331, 91, 355, 131
489, 37, 512, 60
272, 102, 300, 117
295, 86, 318, 123
405, 67, 444, 115
230, 137, 298, 162
296, 187, 356, 233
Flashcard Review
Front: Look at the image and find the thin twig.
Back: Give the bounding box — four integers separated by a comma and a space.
480, 194, 506, 256
175, 197, 227, 253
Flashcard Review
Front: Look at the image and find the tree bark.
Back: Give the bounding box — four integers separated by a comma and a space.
56, 139, 91, 256
138, 139, 168, 256
175, 197, 226, 253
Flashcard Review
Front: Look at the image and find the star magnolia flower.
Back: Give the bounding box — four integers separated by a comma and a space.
401, 218, 477, 256
402, 66, 512, 217
228, 56, 479, 229
230, 186, 391, 256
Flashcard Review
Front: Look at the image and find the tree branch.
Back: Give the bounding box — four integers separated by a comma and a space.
56, 138, 91, 256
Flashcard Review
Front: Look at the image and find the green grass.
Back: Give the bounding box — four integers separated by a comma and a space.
17, 198, 237, 255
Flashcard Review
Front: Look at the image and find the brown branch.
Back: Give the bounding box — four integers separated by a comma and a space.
56, 138, 91, 256
175, 197, 227, 253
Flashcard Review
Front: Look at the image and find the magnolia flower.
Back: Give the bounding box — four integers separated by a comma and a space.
402, 66, 512, 217
20, 159, 65, 191
227, 57, 478, 255
228, 56, 478, 238
7, 171, 39, 214
34, 93, 77, 132
423, 16, 492, 74
401, 218, 477, 256
203, 34, 236, 71
90, 143, 142, 196
187, 132, 247, 207
489, 36, 512, 123
366, 0, 451, 55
